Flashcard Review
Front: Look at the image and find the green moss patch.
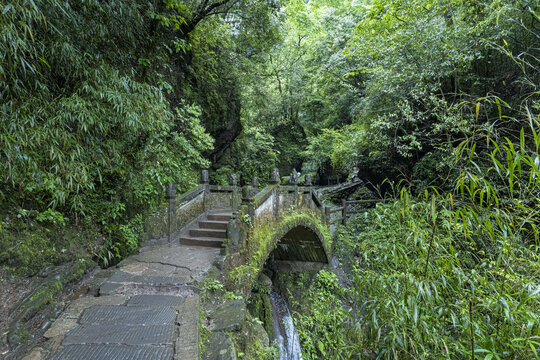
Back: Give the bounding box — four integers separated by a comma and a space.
228, 209, 331, 295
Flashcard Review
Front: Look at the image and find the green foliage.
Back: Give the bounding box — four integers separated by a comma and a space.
332, 120, 540, 358
0, 230, 65, 277
0, 222, 98, 277
36, 209, 67, 226
295, 270, 353, 360
199, 304, 211, 356
302, 0, 540, 187
247, 277, 273, 339
0, 0, 221, 271
200, 277, 242, 302
227, 127, 279, 185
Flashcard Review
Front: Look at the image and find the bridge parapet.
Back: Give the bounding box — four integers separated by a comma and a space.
144, 172, 243, 242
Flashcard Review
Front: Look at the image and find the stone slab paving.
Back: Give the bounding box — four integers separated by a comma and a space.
62, 324, 176, 346
128, 295, 185, 307
79, 305, 177, 325
38, 243, 222, 360
49, 344, 174, 360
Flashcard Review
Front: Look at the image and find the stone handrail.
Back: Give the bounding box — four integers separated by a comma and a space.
176, 184, 205, 205
146, 168, 332, 246
253, 185, 274, 208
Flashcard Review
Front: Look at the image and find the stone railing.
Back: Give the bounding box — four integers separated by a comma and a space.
224, 169, 327, 251
144, 171, 236, 242
144, 167, 358, 244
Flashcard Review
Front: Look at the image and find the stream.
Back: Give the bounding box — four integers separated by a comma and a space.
269, 291, 304, 360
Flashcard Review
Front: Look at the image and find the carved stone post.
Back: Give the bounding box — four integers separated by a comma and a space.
201, 169, 209, 211
351, 166, 360, 183
242, 185, 255, 223
269, 168, 279, 185
200, 170, 209, 185
269, 168, 279, 218
324, 206, 330, 224
289, 168, 298, 185
341, 199, 348, 226
252, 176, 258, 193
166, 182, 176, 244
230, 173, 238, 210
303, 174, 313, 206
290, 168, 299, 206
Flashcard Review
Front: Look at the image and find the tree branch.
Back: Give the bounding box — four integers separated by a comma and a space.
187, 0, 233, 32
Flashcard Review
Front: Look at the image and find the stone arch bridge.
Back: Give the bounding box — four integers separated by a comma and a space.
34, 169, 339, 360
145, 168, 333, 282
33, 169, 345, 360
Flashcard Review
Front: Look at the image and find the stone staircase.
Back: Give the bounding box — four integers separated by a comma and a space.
180, 210, 232, 248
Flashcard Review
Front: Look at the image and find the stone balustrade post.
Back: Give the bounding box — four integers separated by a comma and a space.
230, 173, 238, 210
252, 176, 258, 193
200, 170, 209, 185
269, 168, 279, 217
324, 206, 330, 224
166, 182, 176, 244
303, 174, 313, 205
290, 168, 299, 206
341, 199, 348, 226
201, 169, 209, 211
241, 185, 255, 223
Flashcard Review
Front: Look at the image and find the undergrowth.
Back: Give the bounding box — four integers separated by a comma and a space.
291, 116, 540, 359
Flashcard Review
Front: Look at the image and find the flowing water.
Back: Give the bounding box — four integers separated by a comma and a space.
269, 291, 303, 360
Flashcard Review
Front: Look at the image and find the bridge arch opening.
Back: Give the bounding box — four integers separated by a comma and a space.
262, 224, 330, 274
271, 225, 329, 263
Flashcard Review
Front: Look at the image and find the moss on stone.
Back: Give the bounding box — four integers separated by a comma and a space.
198, 304, 211, 358
7, 256, 96, 348
227, 209, 331, 296
247, 291, 273, 341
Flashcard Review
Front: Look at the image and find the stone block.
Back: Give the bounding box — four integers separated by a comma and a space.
174, 295, 199, 360
43, 317, 78, 339
202, 332, 237, 360
207, 299, 246, 332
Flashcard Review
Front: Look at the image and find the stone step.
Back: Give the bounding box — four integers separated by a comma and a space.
49, 344, 174, 360
189, 228, 226, 238
179, 236, 224, 248
80, 305, 176, 325
62, 324, 176, 346
207, 213, 232, 221
199, 220, 228, 230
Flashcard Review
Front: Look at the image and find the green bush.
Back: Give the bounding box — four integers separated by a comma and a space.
0, 227, 74, 277
295, 270, 354, 360
335, 119, 540, 359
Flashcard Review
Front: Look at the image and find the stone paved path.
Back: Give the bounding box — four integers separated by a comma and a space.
29, 241, 222, 360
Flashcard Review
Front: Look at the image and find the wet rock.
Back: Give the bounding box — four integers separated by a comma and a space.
207, 299, 246, 332
22, 348, 43, 360
246, 320, 269, 348
257, 273, 272, 289
203, 332, 237, 360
